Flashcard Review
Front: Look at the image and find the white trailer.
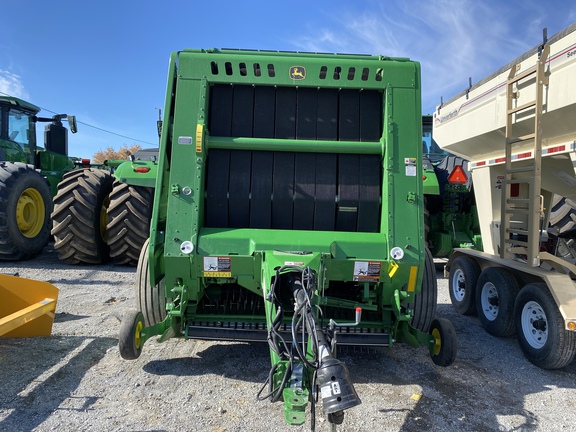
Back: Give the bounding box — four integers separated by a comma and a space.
433, 23, 576, 369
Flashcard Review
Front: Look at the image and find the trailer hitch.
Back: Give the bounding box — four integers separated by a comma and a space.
259, 267, 361, 429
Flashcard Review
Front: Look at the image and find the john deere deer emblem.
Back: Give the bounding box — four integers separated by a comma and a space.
289, 66, 306, 80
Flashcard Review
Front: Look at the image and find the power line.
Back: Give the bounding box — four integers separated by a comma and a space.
0, 91, 157, 146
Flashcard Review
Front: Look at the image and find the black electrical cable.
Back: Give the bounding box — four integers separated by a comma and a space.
0, 90, 157, 146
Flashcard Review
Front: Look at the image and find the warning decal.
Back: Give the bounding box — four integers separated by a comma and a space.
353, 261, 381, 282
203, 256, 231, 277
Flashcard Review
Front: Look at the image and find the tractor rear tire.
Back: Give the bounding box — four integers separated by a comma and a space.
0, 162, 52, 260
137, 238, 167, 326
549, 195, 576, 236
107, 181, 153, 266
410, 247, 437, 332
51, 168, 114, 264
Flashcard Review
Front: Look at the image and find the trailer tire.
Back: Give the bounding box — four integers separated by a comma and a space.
449, 255, 480, 315
119, 309, 145, 360
137, 238, 167, 326
409, 247, 437, 332
51, 169, 114, 264
0, 162, 52, 260
107, 182, 153, 266
514, 283, 576, 369
429, 318, 457, 367
476, 267, 519, 337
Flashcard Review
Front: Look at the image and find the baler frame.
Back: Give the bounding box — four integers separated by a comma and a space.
120, 48, 456, 427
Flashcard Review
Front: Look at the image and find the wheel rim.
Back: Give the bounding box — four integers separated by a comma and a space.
16, 187, 46, 238
521, 300, 548, 349
134, 320, 143, 349
432, 328, 441, 355
480, 282, 499, 321
451, 268, 466, 302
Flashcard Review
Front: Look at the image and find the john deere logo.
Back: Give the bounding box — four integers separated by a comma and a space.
289, 66, 306, 80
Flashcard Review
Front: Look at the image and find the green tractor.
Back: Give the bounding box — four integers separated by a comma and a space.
0, 96, 77, 260
119, 48, 457, 428
0, 95, 157, 264
422, 115, 482, 258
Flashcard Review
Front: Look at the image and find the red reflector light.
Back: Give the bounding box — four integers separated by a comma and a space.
448, 165, 468, 184
134, 167, 150, 173
81, 158, 90, 164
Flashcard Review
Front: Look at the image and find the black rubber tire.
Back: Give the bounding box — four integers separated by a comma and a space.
549, 195, 576, 236
475, 267, 519, 337
106, 181, 153, 266
410, 247, 437, 332
449, 255, 480, 315
119, 309, 145, 360
137, 238, 167, 326
429, 317, 457, 367
51, 168, 114, 264
0, 162, 52, 260
514, 283, 576, 369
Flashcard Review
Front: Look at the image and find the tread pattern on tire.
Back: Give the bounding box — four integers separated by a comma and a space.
136, 238, 167, 326
51, 168, 114, 264
107, 181, 153, 266
549, 195, 576, 236
410, 247, 437, 332
0, 162, 52, 260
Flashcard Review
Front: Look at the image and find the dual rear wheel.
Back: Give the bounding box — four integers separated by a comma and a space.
51, 169, 152, 266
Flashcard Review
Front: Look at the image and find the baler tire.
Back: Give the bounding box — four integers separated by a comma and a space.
410, 247, 437, 332
137, 238, 167, 326
475, 267, 519, 337
0, 162, 52, 260
119, 309, 145, 360
449, 255, 480, 315
514, 283, 576, 369
51, 169, 114, 264
106, 182, 153, 266
429, 318, 457, 367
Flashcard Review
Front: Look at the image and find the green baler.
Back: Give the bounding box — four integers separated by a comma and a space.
119, 49, 456, 428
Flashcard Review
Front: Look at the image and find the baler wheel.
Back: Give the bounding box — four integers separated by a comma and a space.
448, 255, 480, 315
0, 162, 52, 260
137, 238, 167, 326
119, 309, 145, 360
51, 168, 114, 264
410, 247, 437, 332
106, 182, 153, 266
429, 318, 457, 367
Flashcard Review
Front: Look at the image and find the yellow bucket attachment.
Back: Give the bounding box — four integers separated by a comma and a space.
0, 274, 59, 338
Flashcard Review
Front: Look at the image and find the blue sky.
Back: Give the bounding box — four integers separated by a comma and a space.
1, 0, 575, 158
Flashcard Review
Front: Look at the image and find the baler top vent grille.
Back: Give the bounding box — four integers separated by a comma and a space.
210, 62, 381, 82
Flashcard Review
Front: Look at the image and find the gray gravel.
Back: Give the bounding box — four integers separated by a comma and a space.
2, 245, 576, 431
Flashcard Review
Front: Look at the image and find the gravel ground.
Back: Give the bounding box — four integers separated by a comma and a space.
2, 244, 576, 431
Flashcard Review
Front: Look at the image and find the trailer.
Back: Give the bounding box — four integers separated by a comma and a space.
434, 23, 576, 369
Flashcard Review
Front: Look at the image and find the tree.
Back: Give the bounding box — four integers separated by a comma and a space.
92, 144, 142, 164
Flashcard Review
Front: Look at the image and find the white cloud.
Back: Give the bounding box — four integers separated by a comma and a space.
294, 0, 574, 113
0, 69, 28, 99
